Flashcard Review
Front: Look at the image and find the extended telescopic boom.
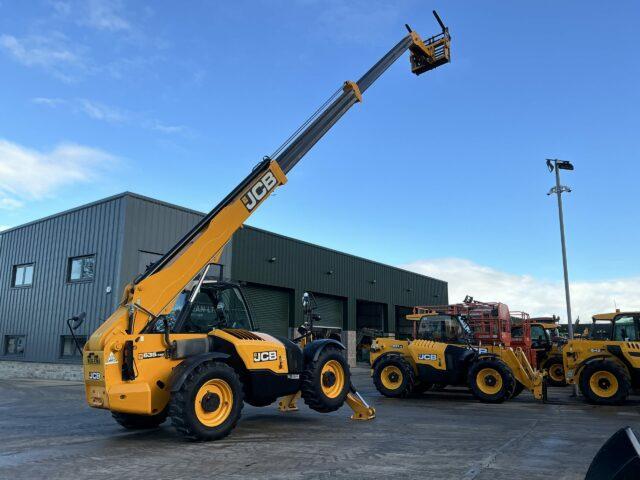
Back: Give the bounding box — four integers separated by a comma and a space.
123, 12, 450, 328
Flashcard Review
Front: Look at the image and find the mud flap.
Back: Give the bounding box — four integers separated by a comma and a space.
585, 427, 640, 480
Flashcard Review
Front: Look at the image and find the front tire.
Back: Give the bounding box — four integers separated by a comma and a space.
468, 358, 516, 403
301, 346, 350, 413
579, 360, 630, 405
169, 361, 244, 441
112, 409, 168, 430
372, 354, 415, 398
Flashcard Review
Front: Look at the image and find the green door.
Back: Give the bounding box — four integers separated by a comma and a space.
312, 294, 345, 329
242, 284, 291, 337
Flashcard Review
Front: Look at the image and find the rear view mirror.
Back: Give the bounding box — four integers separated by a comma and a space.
66, 312, 86, 356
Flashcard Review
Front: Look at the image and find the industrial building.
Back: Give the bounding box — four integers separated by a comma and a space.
0, 192, 447, 368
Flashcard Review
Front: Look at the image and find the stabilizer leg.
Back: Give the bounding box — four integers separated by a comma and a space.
278, 391, 301, 412
345, 387, 376, 421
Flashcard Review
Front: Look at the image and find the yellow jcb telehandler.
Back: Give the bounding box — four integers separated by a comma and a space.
69, 12, 451, 440
563, 310, 640, 405
370, 302, 545, 403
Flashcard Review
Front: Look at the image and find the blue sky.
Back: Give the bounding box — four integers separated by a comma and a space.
0, 1, 638, 319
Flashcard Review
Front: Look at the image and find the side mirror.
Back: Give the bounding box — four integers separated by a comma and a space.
302, 292, 315, 315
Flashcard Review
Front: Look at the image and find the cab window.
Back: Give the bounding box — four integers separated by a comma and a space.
531, 325, 547, 342
590, 321, 613, 340
418, 316, 444, 341
179, 285, 252, 333
443, 317, 464, 342
613, 316, 638, 341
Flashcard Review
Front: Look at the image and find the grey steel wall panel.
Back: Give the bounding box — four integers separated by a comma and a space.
0, 197, 124, 362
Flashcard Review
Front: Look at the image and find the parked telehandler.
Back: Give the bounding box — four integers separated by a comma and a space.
510, 315, 567, 386
531, 317, 567, 386
72, 12, 451, 441
563, 310, 640, 405
370, 299, 545, 403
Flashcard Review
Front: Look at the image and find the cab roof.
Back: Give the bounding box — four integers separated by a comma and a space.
592, 311, 639, 321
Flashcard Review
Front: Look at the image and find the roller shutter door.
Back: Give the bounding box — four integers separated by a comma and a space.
312, 294, 345, 329
242, 284, 290, 337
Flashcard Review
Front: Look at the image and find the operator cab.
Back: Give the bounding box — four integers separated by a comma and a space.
414, 314, 471, 343
587, 313, 640, 342
530, 324, 551, 350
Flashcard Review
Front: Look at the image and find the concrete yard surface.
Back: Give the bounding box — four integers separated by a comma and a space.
1, 369, 639, 480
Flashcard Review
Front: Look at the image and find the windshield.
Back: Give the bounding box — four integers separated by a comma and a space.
589, 321, 613, 340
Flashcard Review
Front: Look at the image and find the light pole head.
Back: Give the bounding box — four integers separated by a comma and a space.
546, 158, 574, 172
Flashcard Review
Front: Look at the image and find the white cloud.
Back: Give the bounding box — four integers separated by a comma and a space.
0, 225, 11, 231
82, 0, 130, 31
32, 97, 188, 134
400, 258, 640, 323
0, 139, 117, 208
0, 198, 23, 210
0, 32, 86, 82
78, 99, 126, 123
50, 0, 130, 32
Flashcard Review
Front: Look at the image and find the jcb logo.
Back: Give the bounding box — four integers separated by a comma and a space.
418, 354, 438, 361
242, 171, 278, 211
253, 351, 278, 363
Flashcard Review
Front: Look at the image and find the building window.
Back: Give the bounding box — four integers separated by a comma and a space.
5, 335, 26, 356
68, 255, 96, 282
60, 335, 86, 358
12, 263, 34, 287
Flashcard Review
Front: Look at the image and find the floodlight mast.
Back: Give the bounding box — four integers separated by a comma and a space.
546, 159, 575, 342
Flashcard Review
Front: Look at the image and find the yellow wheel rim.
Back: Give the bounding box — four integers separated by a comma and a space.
477, 368, 503, 395
321, 360, 345, 398
589, 371, 618, 398
194, 379, 234, 427
380, 365, 403, 390
549, 364, 564, 383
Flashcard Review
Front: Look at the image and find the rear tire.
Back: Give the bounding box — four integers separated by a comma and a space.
112, 409, 168, 430
511, 381, 525, 399
372, 354, 416, 398
301, 346, 350, 413
545, 358, 567, 387
468, 358, 516, 403
169, 361, 244, 441
579, 360, 630, 405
